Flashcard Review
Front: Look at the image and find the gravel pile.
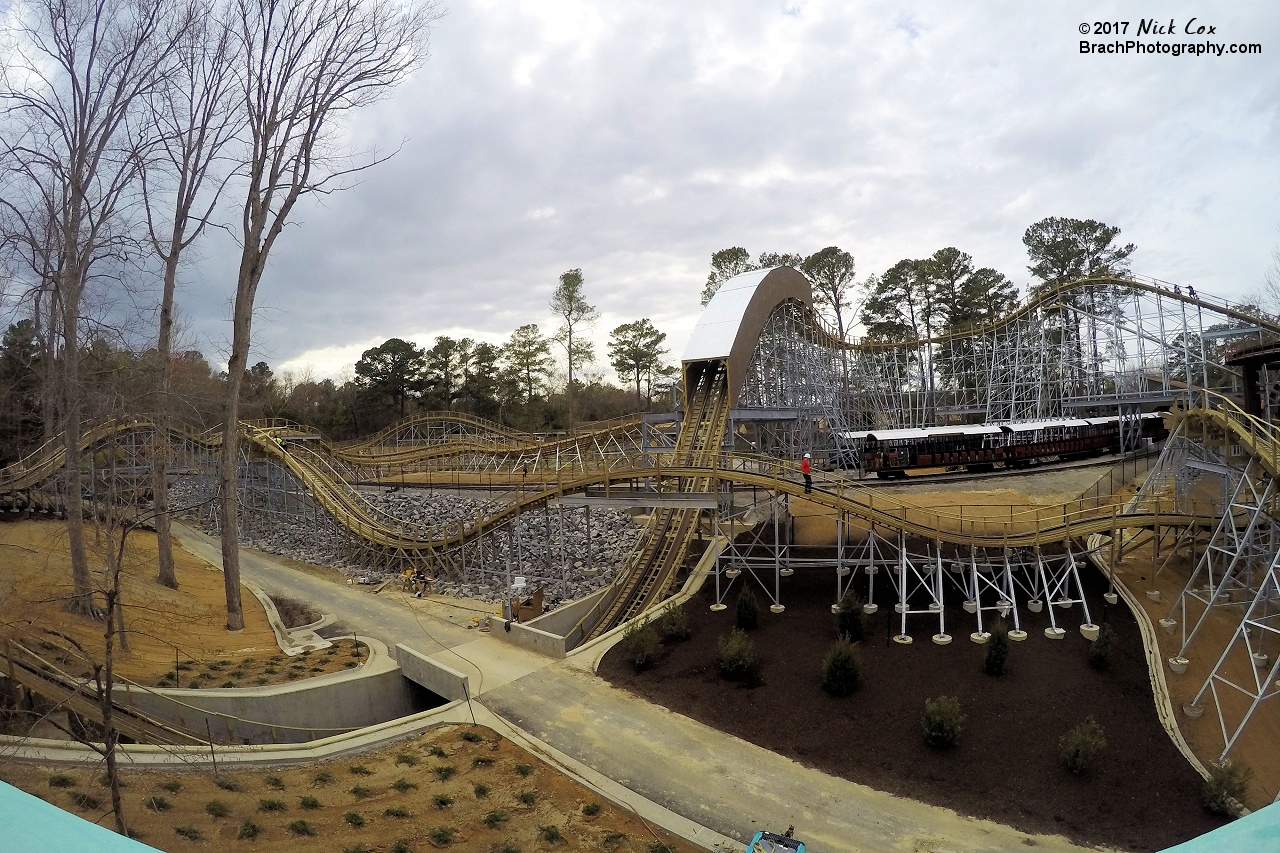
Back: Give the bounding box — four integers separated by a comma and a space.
166, 476, 642, 609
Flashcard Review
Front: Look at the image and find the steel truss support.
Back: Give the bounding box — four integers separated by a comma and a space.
1034, 545, 1096, 640
889, 532, 950, 645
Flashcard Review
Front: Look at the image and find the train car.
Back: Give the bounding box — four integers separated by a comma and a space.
839, 412, 1167, 479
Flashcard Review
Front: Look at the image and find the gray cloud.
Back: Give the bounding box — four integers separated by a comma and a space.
173, 0, 1280, 378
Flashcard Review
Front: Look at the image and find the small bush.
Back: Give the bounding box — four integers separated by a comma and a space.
146, 796, 172, 813
48, 774, 76, 789
204, 801, 228, 818
517, 790, 538, 805
474, 782, 490, 798
538, 825, 564, 843
922, 696, 965, 749
460, 730, 483, 743
483, 810, 508, 829
472, 756, 492, 768
350, 786, 371, 798
174, 825, 202, 841
656, 604, 691, 640
432, 794, 453, 808
391, 840, 412, 853
432, 765, 456, 781
344, 846, 369, 853
395, 752, 418, 766
286, 819, 314, 837
160, 780, 182, 794
496, 845, 520, 853
649, 844, 676, 853
428, 745, 447, 758
983, 620, 1010, 676
429, 827, 453, 846
349, 764, 373, 776
299, 796, 321, 810
392, 778, 417, 793
1088, 624, 1114, 671
68, 791, 101, 810
514, 763, 533, 777
258, 798, 286, 812
236, 820, 259, 840
1204, 759, 1253, 816
821, 639, 861, 696
619, 621, 662, 670
313, 771, 333, 786
582, 802, 601, 816
603, 832, 627, 848
343, 812, 365, 827
716, 629, 758, 681
735, 587, 759, 630
834, 589, 865, 642
214, 777, 240, 792
385, 806, 410, 818
266, 775, 285, 790
1060, 716, 1107, 774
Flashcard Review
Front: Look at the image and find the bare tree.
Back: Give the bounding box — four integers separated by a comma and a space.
217, 0, 437, 630
140, 0, 241, 589
1, 0, 185, 616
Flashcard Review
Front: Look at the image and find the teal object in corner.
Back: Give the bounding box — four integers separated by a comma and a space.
1159, 802, 1280, 853
0, 780, 161, 853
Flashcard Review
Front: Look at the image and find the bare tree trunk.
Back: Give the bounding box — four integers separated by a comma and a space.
218, 255, 257, 632
60, 272, 95, 615
152, 252, 179, 588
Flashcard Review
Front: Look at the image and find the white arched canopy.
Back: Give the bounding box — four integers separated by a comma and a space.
682, 266, 813, 405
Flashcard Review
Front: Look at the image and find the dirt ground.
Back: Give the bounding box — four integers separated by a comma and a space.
0, 723, 690, 853
0, 521, 287, 686
600, 555, 1229, 852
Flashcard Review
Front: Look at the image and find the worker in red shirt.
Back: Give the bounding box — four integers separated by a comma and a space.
801, 453, 812, 494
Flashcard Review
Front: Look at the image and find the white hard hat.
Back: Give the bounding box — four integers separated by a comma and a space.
804, 453, 811, 458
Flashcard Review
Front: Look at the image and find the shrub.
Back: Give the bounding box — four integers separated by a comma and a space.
474, 783, 490, 798
385, 806, 410, 818
538, 825, 564, 843
391, 840, 412, 853
236, 820, 259, 840
214, 777, 240, 792
483, 810, 508, 829
1088, 624, 1114, 671
460, 731, 482, 743
496, 845, 519, 853
68, 791, 101, 810
834, 589, 865, 642
392, 778, 417, 793
517, 790, 538, 805
472, 756, 493, 767
428, 745, 447, 758
656, 604, 691, 640
344, 812, 365, 828
204, 801, 228, 819
1204, 759, 1254, 816
299, 796, 321, 810
821, 639, 862, 696
395, 752, 418, 766
174, 825, 202, 841
582, 802, 601, 816
286, 820, 314, 837
48, 774, 76, 789
349, 764, 373, 776
514, 763, 533, 777
429, 827, 453, 846
1060, 717, 1107, 773
161, 780, 182, 794
432, 794, 453, 808
983, 620, 1010, 676
432, 765, 456, 781
145, 796, 172, 813
350, 786, 371, 798
649, 845, 676, 853
266, 775, 285, 790
258, 798, 286, 812
735, 587, 759, 630
603, 832, 627, 848
716, 629, 758, 681
313, 771, 333, 786
618, 621, 662, 671
922, 696, 965, 749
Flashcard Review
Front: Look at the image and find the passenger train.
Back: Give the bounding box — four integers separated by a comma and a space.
838, 413, 1169, 478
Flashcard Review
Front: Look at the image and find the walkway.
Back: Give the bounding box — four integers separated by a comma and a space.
172, 526, 1090, 853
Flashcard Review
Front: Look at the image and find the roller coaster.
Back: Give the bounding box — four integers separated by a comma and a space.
3, 270, 1280, 763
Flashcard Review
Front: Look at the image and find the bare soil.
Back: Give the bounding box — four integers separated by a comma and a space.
0, 724, 691, 853
600, 553, 1228, 852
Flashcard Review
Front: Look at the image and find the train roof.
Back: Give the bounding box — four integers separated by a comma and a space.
838, 413, 1161, 442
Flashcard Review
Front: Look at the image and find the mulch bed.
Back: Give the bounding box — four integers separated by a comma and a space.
599, 546, 1228, 851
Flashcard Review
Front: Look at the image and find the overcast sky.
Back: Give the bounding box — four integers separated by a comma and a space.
177, 1, 1280, 382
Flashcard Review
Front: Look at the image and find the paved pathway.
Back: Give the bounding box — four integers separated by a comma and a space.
173, 526, 1091, 853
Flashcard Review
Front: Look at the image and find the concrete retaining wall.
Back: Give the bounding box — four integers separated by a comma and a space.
395, 645, 470, 702
116, 640, 416, 745
525, 587, 608, 636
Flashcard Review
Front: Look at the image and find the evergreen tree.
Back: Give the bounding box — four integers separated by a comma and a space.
607, 319, 669, 411
354, 338, 427, 416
